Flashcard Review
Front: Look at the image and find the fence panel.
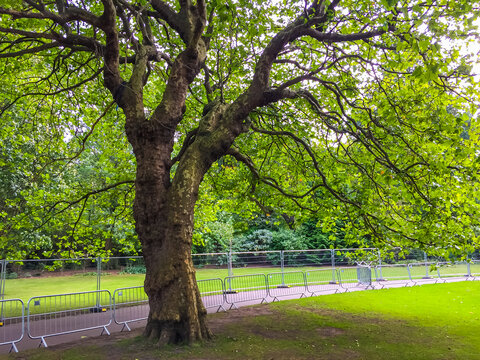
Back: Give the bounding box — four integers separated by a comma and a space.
223, 274, 268, 309
5, 258, 99, 280
470, 260, 480, 279
231, 251, 282, 270
267, 271, 307, 301
305, 269, 341, 296
27, 290, 112, 347
334, 248, 378, 267
113, 286, 148, 331
435, 262, 471, 281
283, 250, 332, 268
373, 264, 411, 288
103, 257, 145, 283
197, 278, 225, 312
407, 263, 444, 285
0, 299, 24, 353
337, 266, 373, 291
193, 253, 229, 269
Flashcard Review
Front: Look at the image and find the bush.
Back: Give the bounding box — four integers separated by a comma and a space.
120, 265, 146, 274
271, 228, 305, 251
5, 272, 17, 279
233, 229, 273, 252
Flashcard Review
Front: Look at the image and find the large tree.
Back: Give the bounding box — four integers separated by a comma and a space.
1, 0, 479, 345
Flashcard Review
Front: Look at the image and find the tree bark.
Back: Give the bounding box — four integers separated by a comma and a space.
126, 102, 236, 344
130, 140, 211, 344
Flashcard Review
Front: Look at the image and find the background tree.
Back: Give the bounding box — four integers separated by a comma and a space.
0, 97, 137, 258
0, 0, 479, 345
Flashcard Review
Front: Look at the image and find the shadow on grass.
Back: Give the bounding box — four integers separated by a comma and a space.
4, 298, 478, 360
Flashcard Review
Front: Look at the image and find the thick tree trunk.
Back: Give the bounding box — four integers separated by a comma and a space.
140, 187, 212, 344
141, 226, 211, 345
124, 82, 241, 343
129, 131, 216, 345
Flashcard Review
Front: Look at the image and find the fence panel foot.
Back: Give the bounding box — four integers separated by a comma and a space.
101, 326, 110, 336
39, 337, 47, 348
9, 343, 18, 353
121, 322, 132, 332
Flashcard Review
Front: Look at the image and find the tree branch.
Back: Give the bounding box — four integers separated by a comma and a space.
250, 125, 361, 208
171, 128, 198, 165
149, 0, 187, 42
300, 27, 388, 44
100, 0, 123, 97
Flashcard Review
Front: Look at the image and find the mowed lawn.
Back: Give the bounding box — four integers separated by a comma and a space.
4, 281, 480, 359
5, 262, 480, 305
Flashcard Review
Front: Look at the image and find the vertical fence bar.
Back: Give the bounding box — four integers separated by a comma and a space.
280, 251, 286, 287
0, 261, 7, 322
96, 257, 101, 307
2, 261, 6, 299
467, 255, 471, 278
330, 249, 336, 284
226, 251, 234, 292
377, 250, 384, 281
0, 260, 5, 301
423, 252, 429, 279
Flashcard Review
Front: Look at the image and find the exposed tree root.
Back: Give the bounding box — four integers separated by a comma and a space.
143, 315, 212, 346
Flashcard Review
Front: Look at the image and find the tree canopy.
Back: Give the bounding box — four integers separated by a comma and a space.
1, 0, 479, 344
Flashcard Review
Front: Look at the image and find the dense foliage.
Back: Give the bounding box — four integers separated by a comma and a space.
0, 0, 479, 260
194, 213, 350, 254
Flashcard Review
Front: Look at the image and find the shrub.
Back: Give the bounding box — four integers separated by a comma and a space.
5, 272, 17, 279
120, 265, 146, 274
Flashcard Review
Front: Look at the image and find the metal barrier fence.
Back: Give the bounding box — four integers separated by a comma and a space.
231, 251, 282, 269
2, 249, 479, 300
192, 252, 229, 268
197, 278, 226, 313
373, 264, 411, 288
283, 249, 332, 268
357, 266, 372, 286
267, 271, 307, 301
337, 267, 373, 291
0, 299, 24, 353
27, 290, 112, 347
407, 263, 445, 285
113, 286, 148, 331
305, 269, 341, 295
470, 260, 480, 279
435, 262, 472, 281
224, 274, 269, 309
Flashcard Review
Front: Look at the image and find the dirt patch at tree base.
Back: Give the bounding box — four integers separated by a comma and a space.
4, 304, 353, 360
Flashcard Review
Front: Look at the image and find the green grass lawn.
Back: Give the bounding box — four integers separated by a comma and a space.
4, 281, 480, 359
269, 281, 480, 358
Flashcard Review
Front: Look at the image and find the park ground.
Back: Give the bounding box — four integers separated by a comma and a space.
3, 281, 480, 360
